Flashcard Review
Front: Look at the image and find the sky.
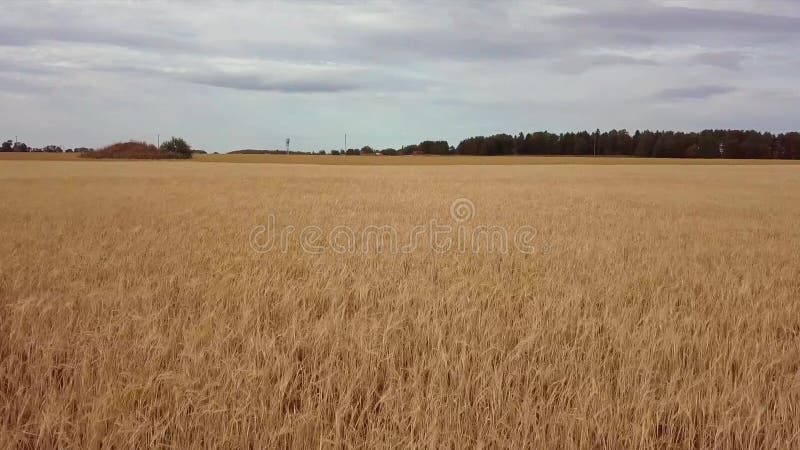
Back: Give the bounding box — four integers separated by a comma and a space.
1, 0, 799, 152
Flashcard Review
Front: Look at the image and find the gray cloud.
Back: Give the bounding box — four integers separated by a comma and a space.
554, 54, 660, 74
94, 65, 358, 94
0, 59, 56, 76
86, 63, 430, 94
0, 21, 200, 54
559, 6, 800, 35
183, 72, 357, 93
656, 85, 738, 101
0, 74, 54, 95
690, 51, 749, 71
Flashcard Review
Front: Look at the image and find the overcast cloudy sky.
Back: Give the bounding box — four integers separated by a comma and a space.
1, 0, 799, 151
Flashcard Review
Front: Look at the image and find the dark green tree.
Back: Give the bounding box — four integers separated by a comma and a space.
160, 137, 192, 158
418, 141, 450, 155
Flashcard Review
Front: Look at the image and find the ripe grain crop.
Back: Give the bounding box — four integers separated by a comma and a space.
1, 160, 799, 448
194, 153, 800, 166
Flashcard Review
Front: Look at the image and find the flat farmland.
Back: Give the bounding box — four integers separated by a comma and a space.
1, 160, 799, 448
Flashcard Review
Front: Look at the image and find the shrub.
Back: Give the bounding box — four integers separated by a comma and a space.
160, 137, 192, 158
82, 141, 189, 160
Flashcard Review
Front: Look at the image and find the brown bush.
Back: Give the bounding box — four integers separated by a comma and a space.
81, 141, 190, 160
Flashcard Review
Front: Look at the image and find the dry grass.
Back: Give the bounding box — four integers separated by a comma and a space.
1, 160, 799, 448
0, 153, 82, 161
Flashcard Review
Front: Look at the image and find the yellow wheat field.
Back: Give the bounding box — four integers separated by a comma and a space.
1, 160, 799, 448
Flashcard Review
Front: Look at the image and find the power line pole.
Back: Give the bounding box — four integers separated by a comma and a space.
344, 133, 347, 152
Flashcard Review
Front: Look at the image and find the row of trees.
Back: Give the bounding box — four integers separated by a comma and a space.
456, 130, 800, 159
2, 137, 192, 156
2, 139, 93, 153
329, 141, 454, 156
321, 130, 800, 159
8, 130, 800, 159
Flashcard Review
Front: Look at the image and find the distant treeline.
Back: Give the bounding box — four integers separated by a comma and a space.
228, 149, 306, 155
7, 129, 800, 159
1, 139, 92, 153
454, 130, 800, 159
327, 141, 451, 156
330, 130, 800, 159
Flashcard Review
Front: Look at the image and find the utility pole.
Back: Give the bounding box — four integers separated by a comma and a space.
157, 134, 160, 147
344, 133, 347, 152
593, 129, 599, 157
